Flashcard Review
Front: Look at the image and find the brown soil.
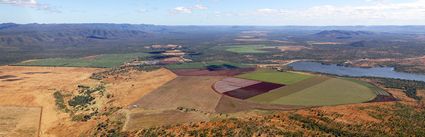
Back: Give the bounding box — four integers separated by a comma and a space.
131, 76, 224, 112
0, 106, 42, 137
104, 68, 177, 107
0, 66, 103, 137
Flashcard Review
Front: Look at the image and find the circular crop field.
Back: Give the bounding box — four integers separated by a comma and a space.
215, 70, 383, 106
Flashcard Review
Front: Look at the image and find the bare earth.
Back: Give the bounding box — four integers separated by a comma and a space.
0, 106, 41, 137
0, 66, 103, 137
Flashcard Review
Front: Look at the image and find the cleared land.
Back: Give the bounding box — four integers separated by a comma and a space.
0, 66, 102, 137
104, 68, 177, 106
236, 70, 314, 85
131, 76, 224, 112
225, 45, 268, 53
270, 78, 377, 106
0, 106, 41, 137
15, 53, 149, 68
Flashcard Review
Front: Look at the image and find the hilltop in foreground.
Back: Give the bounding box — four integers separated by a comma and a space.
0, 65, 423, 136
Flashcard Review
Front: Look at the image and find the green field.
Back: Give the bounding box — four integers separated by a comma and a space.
236, 70, 315, 85
248, 76, 330, 102
269, 78, 377, 106
234, 70, 382, 106
15, 53, 149, 68
225, 45, 268, 53
166, 61, 250, 70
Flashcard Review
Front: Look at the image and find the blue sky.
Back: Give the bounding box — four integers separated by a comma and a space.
1, 0, 425, 25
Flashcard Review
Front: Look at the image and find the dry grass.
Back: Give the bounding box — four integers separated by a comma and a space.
0, 66, 103, 136
124, 109, 209, 131
0, 106, 42, 137
104, 68, 177, 107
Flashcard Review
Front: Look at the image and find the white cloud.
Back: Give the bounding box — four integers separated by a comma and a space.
173, 6, 192, 14
172, 4, 208, 14
253, 0, 425, 25
0, 0, 59, 12
193, 4, 208, 10
0, 0, 37, 6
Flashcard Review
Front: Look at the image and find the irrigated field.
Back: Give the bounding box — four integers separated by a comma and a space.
226, 70, 385, 106
248, 76, 331, 102
270, 78, 377, 106
15, 52, 149, 68
236, 70, 314, 85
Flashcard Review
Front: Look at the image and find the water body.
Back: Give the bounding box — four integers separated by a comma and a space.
289, 61, 425, 82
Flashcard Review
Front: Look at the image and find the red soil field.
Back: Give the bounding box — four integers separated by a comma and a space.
213, 77, 261, 93
172, 68, 255, 76
223, 82, 284, 99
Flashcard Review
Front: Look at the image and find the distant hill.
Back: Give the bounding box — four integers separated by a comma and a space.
315, 30, 374, 39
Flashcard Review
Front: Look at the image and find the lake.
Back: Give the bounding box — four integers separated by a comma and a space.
289, 61, 425, 82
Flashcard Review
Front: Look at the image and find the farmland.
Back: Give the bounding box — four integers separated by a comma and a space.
226, 70, 382, 106
236, 70, 315, 85
225, 45, 269, 54
269, 78, 377, 106
15, 53, 149, 68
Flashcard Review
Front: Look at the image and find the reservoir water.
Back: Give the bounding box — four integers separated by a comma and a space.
289, 61, 425, 82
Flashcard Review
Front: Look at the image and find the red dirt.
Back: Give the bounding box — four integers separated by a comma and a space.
223, 82, 284, 100
172, 68, 255, 76
213, 77, 261, 93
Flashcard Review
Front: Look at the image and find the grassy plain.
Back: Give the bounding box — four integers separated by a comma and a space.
15, 53, 149, 68
236, 70, 315, 85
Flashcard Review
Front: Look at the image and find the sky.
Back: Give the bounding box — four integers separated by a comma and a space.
1, 0, 425, 25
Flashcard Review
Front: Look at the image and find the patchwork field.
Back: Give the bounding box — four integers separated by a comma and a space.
0, 106, 42, 137
214, 70, 386, 106
15, 52, 149, 68
225, 45, 269, 53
